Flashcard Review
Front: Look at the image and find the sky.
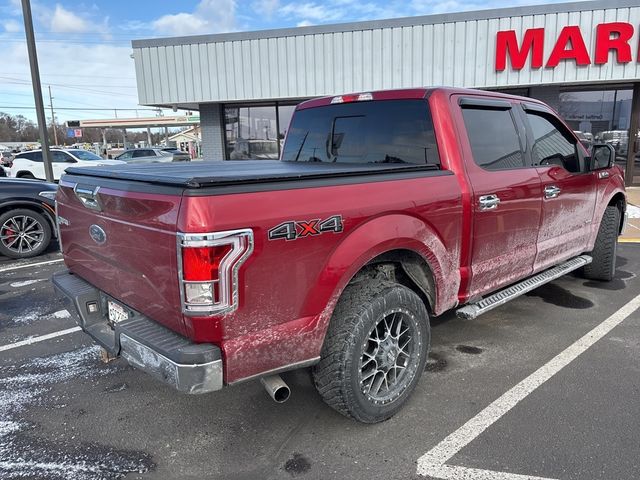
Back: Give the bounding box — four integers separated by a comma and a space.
0, 0, 568, 125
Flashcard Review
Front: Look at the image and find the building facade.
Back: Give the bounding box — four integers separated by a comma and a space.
132, 0, 640, 183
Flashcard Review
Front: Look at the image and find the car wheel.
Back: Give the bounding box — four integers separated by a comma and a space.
313, 279, 430, 423
582, 205, 620, 281
0, 209, 52, 259
17, 172, 36, 179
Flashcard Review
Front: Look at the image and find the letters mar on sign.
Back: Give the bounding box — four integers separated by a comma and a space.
495, 22, 637, 71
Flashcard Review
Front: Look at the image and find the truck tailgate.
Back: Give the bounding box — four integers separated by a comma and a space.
56, 178, 186, 335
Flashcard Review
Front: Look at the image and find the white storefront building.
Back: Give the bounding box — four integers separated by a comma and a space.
132, 0, 640, 183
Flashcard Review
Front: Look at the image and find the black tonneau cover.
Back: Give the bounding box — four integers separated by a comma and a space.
65, 160, 436, 188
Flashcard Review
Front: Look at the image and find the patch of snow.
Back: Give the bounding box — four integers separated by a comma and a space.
9, 279, 45, 288
51, 310, 71, 319
0, 347, 153, 479
10, 308, 45, 325
627, 204, 640, 219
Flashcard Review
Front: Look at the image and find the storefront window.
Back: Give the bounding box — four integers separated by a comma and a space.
224, 105, 278, 159
558, 89, 632, 156
278, 104, 296, 150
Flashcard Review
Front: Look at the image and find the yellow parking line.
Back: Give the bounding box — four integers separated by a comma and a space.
619, 238, 640, 243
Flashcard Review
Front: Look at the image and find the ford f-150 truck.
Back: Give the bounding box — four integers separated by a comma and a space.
53, 87, 627, 423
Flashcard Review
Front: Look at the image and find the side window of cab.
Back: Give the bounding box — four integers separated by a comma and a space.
522, 108, 581, 173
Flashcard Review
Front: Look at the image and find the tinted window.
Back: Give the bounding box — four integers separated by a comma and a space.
52, 151, 71, 163
462, 108, 525, 170
19, 151, 42, 162
526, 112, 579, 173
282, 100, 440, 166
71, 150, 102, 161
132, 150, 151, 158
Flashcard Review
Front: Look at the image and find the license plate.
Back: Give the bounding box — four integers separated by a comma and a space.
107, 300, 129, 323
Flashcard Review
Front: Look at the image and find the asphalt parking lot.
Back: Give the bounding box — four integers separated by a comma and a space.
1, 244, 639, 480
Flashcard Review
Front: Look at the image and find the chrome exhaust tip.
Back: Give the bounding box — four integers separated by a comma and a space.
260, 374, 290, 403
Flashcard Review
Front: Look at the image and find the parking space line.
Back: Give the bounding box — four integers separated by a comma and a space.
0, 327, 81, 353
417, 292, 640, 479
0, 258, 64, 273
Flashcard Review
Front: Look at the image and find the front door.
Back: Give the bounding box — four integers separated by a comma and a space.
457, 96, 542, 299
521, 105, 597, 271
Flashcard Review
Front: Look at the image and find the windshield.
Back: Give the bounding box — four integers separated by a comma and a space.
281, 99, 440, 166
69, 150, 102, 161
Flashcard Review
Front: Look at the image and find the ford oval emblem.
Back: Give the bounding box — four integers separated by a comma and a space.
89, 224, 106, 245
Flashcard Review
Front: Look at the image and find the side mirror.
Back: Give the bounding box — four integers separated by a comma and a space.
588, 143, 615, 171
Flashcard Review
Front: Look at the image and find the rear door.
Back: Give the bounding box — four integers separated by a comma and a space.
520, 104, 597, 271
457, 96, 542, 298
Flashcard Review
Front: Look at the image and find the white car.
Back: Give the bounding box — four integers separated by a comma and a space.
10, 149, 125, 181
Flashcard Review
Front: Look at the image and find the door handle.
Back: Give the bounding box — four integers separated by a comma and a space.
479, 194, 500, 210
544, 185, 561, 199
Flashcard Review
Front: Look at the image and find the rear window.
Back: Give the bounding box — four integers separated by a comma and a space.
17, 151, 42, 162
282, 99, 440, 166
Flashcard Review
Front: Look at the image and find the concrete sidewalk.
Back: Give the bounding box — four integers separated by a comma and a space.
621, 186, 640, 243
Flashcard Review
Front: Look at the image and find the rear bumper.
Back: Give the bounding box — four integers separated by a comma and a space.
52, 269, 223, 394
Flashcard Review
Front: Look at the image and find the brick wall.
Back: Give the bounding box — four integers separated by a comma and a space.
199, 103, 226, 160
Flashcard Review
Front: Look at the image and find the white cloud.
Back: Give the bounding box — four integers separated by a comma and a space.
4, 19, 21, 33
279, 2, 342, 22
152, 0, 237, 36
253, 0, 280, 19
50, 4, 90, 33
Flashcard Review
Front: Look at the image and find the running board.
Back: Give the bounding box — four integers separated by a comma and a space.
456, 255, 592, 320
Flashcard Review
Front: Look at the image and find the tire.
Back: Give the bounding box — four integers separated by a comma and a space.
313, 279, 430, 423
17, 172, 35, 179
583, 206, 620, 281
0, 209, 52, 259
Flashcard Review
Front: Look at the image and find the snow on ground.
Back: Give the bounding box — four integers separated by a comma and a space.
0, 346, 154, 479
627, 204, 640, 219
51, 310, 71, 319
9, 279, 45, 288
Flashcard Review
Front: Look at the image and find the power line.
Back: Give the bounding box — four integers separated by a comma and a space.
0, 106, 161, 111
2, 72, 136, 80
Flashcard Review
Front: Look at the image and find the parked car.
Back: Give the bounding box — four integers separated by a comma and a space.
1, 151, 14, 167
10, 149, 125, 181
114, 148, 191, 163
0, 178, 58, 258
573, 130, 593, 152
53, 87, 626, 423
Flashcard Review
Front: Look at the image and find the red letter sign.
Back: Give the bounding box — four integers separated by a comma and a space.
546, 26, 591, 67
595, 22, 634, 64
496, 28, 545, 71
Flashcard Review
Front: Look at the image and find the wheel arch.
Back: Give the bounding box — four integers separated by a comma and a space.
607, 192, 626, 234
304, 214, 460, 349
0, 201, 57, 238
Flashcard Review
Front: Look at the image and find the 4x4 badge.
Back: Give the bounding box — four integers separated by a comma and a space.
268, 215, 343, 241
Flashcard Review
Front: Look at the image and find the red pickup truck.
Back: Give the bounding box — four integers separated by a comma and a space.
53, 87, 627, 423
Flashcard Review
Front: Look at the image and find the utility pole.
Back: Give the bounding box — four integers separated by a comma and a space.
48, 85, 58, 146
21, 0, 53, 182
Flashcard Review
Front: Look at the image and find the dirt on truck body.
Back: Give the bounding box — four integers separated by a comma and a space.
53, 87, 626, 423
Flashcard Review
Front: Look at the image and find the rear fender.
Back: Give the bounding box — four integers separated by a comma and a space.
303, 214, 460, 347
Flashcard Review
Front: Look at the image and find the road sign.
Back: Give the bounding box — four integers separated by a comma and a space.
66, 128, 75, 138
73, 129, 82, 138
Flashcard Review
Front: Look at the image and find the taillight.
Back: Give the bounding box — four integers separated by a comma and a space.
178, 229, 253, 315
